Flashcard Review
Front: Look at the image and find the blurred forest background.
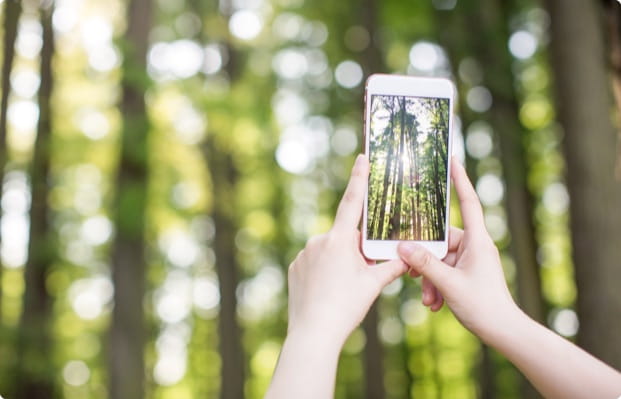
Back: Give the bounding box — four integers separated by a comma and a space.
0, 0, 620, 398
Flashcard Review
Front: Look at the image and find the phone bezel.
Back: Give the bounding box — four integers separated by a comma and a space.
362, 74, 455, 260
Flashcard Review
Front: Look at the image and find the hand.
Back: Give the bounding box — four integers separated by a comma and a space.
397, 159, 521, 341
287, 154, 408, 345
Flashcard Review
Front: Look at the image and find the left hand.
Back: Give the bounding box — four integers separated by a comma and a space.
287, 154, 409, 345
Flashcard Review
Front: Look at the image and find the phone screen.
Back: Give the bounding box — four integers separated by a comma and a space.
366, 94, 450, 241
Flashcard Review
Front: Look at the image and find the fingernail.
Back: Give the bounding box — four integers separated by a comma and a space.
398, 242, 416, 256
353, 154, 364, 170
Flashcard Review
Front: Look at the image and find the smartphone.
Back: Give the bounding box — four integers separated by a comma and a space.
362, 74, 454, 260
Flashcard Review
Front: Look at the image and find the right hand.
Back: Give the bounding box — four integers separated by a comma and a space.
397, 159, 522, 341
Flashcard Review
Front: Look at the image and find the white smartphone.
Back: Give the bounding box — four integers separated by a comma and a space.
362, 74, 455, 260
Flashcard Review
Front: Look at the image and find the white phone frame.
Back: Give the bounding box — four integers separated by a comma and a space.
362, 74, 455, 260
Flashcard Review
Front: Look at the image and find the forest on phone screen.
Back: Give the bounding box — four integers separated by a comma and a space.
367, 95, 449, 241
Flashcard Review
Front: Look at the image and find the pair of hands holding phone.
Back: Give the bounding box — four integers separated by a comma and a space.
266, 154, 518, 399
286, 154, 518, 346
267, 154, 621, 399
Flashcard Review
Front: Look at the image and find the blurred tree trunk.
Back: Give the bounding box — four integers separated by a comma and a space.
436, 1, 545, 397
108, 0, 152, 397
470, 2, 545, 398
431, 7, 499, 398
202, 3, 246, 397
603, 0, 621, 179
15, 2, 56, 397
359, 1, 388, 397
0, 0, 23, 323
474, 0, 545, 326
545, 0, 621, 369
204, 138, 245, 399
361, 303, 384, 399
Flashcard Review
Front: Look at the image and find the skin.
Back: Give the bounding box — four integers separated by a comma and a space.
265, 154, 408, 399
265, 155, 621, 399
398, 159, 621, 399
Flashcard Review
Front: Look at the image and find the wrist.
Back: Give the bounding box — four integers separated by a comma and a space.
267, 323, 345, 399
285, 324, 348, 355
481, 305, 537, 356
477, 304, 531, 348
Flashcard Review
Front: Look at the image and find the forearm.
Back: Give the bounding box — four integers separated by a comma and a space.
486, 309, 621, 399
265, 329, 344, 399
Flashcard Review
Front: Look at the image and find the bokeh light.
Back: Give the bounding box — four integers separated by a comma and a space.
63, 360, 91, 386
273, 48, 308, 80
229, 10, 263, 41
331, 126, 358, 156
203, 44, 224, 75
551, 308, 579, 337
272, 12, 304, 41
155, 271, 193, 324
81, 216, 113, 246
53, 3, 79, 33
476, 174, 504, 206
148, 40, 204, 80
466, 86, 493, 113
76, 108, 110, 140
379, 317, 403, 345
237, 266, 284, 322
466, 121, 494, 159
193, 276, 220, 315
1, 171, 30, 268
8, 100, 39, 131
69, 276, 114, 320
509, 30, 538, 60
400, 298, 428, 326
334, 60, 363, 88
11, 69, 41, 98
484, 208, 508, 242
159, 229, 200, 268
542, 182, 569, 215
16, 18, 43, 60
409, 41, 448, 74
154, 324, 190, 386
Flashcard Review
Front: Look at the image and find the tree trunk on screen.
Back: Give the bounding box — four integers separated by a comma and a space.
108, 0, 152, 398
204, 138, 245, 399
377, 103, 396, 239
0, 0, 23, 323
360, 1, 388, 396
545, 0, 621, 369
15, 3, 55, 397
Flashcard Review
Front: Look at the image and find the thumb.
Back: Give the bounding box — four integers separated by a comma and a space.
397, 243, 454, 291
369, 259, 409, 288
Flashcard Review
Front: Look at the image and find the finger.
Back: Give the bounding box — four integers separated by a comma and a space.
370, 259, 409, 288
451, 158, 486, 233
333, 154, 369, 232
422, 276, 435, 306
448, 226, 463, 253
356, 230, 376, 265
409, 268, 421, 278
430, 288, 444, 312
443, 252, 458, 266
397, 242, 455, 291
